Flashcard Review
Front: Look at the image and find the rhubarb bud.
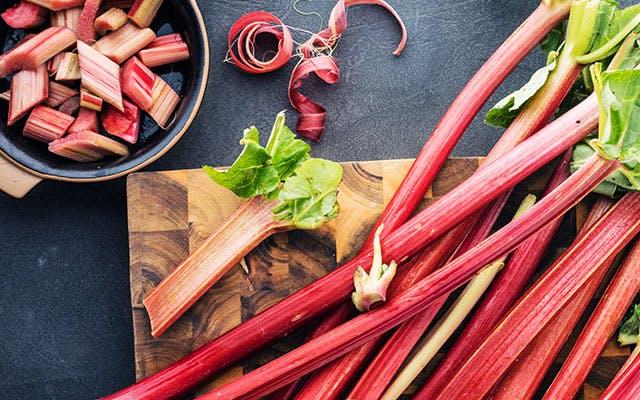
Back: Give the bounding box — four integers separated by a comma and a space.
128, 0, 163, 28
95, 8, 128, 35
23, 105, 75, 142
2, 1, 48, 29
93, 23, 156, 64
352, 225, 397, 312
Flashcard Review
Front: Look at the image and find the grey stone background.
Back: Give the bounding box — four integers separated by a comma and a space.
0, 0, 586, 398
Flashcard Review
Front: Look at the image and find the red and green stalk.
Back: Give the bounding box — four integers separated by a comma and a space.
600, 345, 640, 399
540, 238, 640, 399
103, 2, 573, 398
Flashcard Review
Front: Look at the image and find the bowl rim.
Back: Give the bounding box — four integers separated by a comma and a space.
0, 0, 210, 183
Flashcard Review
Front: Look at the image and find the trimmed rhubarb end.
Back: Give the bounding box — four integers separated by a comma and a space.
121, 56, 153, 109
49, 130, 129, 162
24, 0, 85, 12
23, 105, 74, 142
8, 64, 49, 126
138, 33, 190, 68
80, 88, 103, 111
77, 0, 101, 42
147, 74, 179, 126
0, 27, 76, 78
77, 40, 123, 111
69, 108, 98, 133
128, 0, 163, 28
101, 98, 140, 143
95, 8, 128, 35
352, 225, 397, 312
55, 52, 81, 81
50, 7, 81, 34
1, 1, 48, 29
45, 81, 78, 107
93, 22, 156, 64
58, 95, 79, 115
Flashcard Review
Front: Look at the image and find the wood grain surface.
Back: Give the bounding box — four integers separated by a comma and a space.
126, 158, 629, 399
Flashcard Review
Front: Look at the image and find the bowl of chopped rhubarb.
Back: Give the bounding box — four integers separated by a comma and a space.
0, 0, 209, 198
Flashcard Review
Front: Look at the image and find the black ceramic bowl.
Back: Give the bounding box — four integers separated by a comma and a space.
0, 0, 209, 198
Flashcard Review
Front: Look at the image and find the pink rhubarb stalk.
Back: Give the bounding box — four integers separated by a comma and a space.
68, 108, 98, 134
8, 64, 49, 125
541, 239, 640, 399
93, 22, 155, 63
0, 27, 76, 78
121, 56, 154, 109
147, 74, 179, 126
102, 2, 574, 398
50, 7, 81, 34
101, 98, 140, 143
23, 105, 74, 142
49, 130, 129, 162
138, 33, 190, 68
46, 82, 78, 108
77, 40, 123, 110
55, 52, 81, 81
77, 0, 102, 42
1, 1, 48, 29
25, 0, 84, 11
94, 7, 127, 35
600, 347, 640, 400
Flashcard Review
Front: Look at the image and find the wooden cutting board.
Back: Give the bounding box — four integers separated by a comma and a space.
126, 158, 629, 399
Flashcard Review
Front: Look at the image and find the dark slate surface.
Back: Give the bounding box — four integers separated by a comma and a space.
0, 1, 583, 398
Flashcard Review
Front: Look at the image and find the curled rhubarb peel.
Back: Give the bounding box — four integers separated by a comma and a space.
288, 56, 339, 141
226, 11, 294, 75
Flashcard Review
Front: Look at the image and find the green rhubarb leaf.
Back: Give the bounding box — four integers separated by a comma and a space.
485, 51, 559, 128
541, 22, 566, 55
273, 158, 343, 230
571, 142, 632, 197
203, 112, 312, 199
203, 127, 280, 198
619, 304, 640, 346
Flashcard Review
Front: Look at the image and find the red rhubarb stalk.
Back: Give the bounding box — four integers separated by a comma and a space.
77, 40, 123, 110
8, 64, 49, 125
101, 99, 140, 143
147, 74, 179, 126
49, 130, 129, 162
1, 1, 48, 29
599, 346, 640, 400
80, 88, 103, 111
121, 56, 154, 110
128, 0, 162, 28
69, 108, 98, 133
23, 105, 74, 142
138, 33, 190, 68
541, 240, 640, 399
51, 7, 81, 34
93, 22, 155, 63
0, 27, 76, 78
77, 0, 102, 42
46, 81, 78, 108
25, 0, 84, 11
103, 84, 597, 400
416, 197, 614, 399
95, 8, 127, 35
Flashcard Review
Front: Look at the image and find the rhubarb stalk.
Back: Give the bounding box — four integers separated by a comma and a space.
77, 0, 102, 42
68, 108, 98, 134
93, 22, 155, 63
23, 105, 74, 142
46, 82, 78, 108
128, 0, 163, 29
541, 240, 640, 400
2, 1, 48, 29
49, 130, 129, 161
147, 74, 179, 126
144, 113, 343, 338
94, 8, 127, 35
77, 40, 123, 110
51, 7, 81, 33
599, 344, 640, 399
8, 64, 49, 125
25, 0, 84, 11
55, 52, 81, 81
80, 88, 103, 111
138, 33, 190, 68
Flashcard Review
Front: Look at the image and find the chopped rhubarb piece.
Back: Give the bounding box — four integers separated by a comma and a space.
77, 0, 101, 42
55, 52, 81, 81
2, 1, 48, 29
138, 33, 189, 68
47, 52, 64, 74
58, 95, 79, 115
121, 56, 153, 109
77, 40, 123, 110
24, 0, 84, 11
68, 108, 98, 133
49, 130, 129, 161
45, 81, 77, 107
128, 0, 162, 28
8, 64, 49, 126
50, 7, 81, 33
101, 98, 139, 143
147, 74, 178, 126
93, 22, 155, 63
80, 88, 103, 111
95, 7, 127, 35
23, 105, 74, 142
0, 27, 76, 78
0, 90, 10, 102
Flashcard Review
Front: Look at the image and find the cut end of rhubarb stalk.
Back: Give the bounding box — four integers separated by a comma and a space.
8, 64, 49, 125
101, 98, 140, 143
93, 22, 156, 64
138, 33, 190, 68
128, 0, 163, 28
352, 225, 397, 312
147, 74, 179, 126
80, 88, 103, 111
23, 105, 75, 142
55, 52, 81, 81
77, 40, 123, 111
49, 130, 129, 162
121, 56, 154, 109
95, 7, 128, 35
2, 1, 49, 29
